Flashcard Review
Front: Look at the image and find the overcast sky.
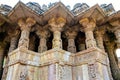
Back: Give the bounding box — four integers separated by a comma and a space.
0, 0, 120, 57
0, 0, 120, 11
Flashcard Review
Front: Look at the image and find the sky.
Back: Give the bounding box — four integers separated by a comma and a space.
0, 0, 120, 57
0, 0, 120, 11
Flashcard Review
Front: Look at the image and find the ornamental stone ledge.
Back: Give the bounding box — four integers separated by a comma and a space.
7, 47, 108, 67
74, 47, 108, 66
8, 47, 74, 67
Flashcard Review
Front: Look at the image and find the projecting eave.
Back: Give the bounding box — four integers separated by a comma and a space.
75, 4, 106, 25
107, 10, 120, 22
8, 1, 42, 24
42, 2, 75, 25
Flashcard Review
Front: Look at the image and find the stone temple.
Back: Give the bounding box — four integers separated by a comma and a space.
0, 1, 120, 80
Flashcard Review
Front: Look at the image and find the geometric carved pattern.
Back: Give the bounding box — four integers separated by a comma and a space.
88, 64, 97, 79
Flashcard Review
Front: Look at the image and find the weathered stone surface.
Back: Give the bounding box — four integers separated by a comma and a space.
1, 1, 117, 80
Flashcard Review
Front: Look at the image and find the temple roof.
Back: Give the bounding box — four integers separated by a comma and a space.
0, 1, 119, 26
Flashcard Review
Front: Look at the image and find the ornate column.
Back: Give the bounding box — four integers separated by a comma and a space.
65, 28, 77, 53
36, 26, 50, 53
110, 20, 120, 48
48, 17, 66, 49
105, 41, 120, 80
79, 18, 97, 48
28, 35, 36, 51
95, 28, 105, 51
8, 30, 20, 53
18, 18, 36, 49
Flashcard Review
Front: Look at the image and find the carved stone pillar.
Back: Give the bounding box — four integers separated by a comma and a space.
29, 35, 36, 51
110, 20, 120, 48
8, 30, 20, 53
65, 28, 77, 53
95, 29, 105, 51
79, 18, 97, 48
36, 26, 50, 53
105, 41, 120, 80
18, 18, 36, 49
48, 17, 66, 49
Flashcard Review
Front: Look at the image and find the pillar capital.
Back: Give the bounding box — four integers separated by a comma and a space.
18, 17, 36, 31
65, 28, 78, 39
95, 27, 105, 38
36, 26, 50, 39
79, 18, 96, 32
48, 17, 66, 32
8, 29, 20, 38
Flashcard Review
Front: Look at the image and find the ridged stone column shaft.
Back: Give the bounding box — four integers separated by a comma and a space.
65, 28, 77, 53
95, 29, 105, 51
36, 26, 50, 53
8, 30, 20, 53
